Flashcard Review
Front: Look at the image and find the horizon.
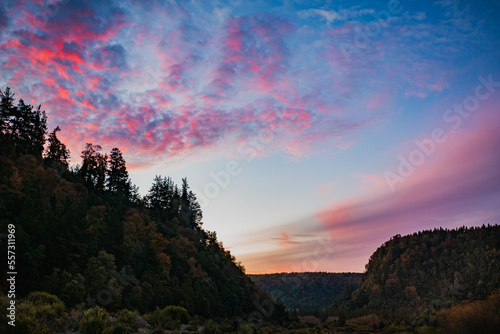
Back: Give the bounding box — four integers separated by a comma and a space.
1, 0, 500, 274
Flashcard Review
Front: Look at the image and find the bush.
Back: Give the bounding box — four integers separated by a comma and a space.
203, 319, 220, 333
437, 290, 500, 334
80, 306, 111, 334
111, 309, 140, 333
16, 292, 66, 333
238, 323, 257, 334
187, 316, 202, 331
347, 313, 380, 329
299, 315, 321, 326
147, 305, 190, 330
116, 309, 139, 330
164, 305, 190, 323
220, 318, 235, 332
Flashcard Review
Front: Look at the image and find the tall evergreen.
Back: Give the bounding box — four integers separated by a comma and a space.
44, 126, 70, 167
0, 87, 15, 135
107, 147, 130, 196
0, 89, 47, 157
80, 143, 108, 191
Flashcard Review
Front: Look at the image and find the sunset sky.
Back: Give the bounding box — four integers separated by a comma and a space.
1, 0, 500, 273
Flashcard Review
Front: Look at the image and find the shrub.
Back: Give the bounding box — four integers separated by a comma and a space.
238, 323, 257, 334
147, 305, 189, 330
16, 292, 66, 333
80, 306, 111, 334
203, 319, 220, 333
164, 305, 190, 323
299, 315, 321, 326
112, 309, 140, 333
115, 309, 139, 330
187, 316, 202, 331
347, 313, 380, 329
437, 290, 500, 334
220, 318, 235, 332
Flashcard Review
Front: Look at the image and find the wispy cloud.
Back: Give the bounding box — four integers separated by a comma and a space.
298, 8, 375, 25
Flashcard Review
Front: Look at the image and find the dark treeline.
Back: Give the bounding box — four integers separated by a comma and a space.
249, 272, 361, 312
0, 88, 289, 333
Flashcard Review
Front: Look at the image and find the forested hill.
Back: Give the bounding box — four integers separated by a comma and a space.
0, 88, 285, 332
334, 225, 500, 325
249, 272, 361, 311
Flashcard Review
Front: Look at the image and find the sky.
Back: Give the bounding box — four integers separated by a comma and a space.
1, 0, 500, 273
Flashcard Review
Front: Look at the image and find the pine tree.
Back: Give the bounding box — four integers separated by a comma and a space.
44, 126, 70, 167
107, 147, 130, 196
180, 178, 202, 228
12, 99, 47, 157
0, 87, 15, 135
80, 143, 108, 191
146, 175, 174, 212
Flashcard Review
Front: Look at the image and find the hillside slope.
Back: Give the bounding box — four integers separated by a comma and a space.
335, 225, 500, 325
0, 87, 274, 327
250, 272, 362, 311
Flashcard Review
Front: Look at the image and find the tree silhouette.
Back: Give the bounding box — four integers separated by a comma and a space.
107, 147, 130, 196
44, 126, 70, 167
80, 143, 108, 191
147, 175, 175, 212
0, 87, 15, 135
181, 178, 202, 228
0, 88, 47, 157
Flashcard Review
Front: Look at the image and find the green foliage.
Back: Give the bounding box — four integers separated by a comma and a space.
147, 305, 189, 330
16, 292, 66, 334
80, 306, 111, 334
165, 305, 190, 323
112, 309, 140, 333
203, 319, 220, 333
238, 323, 257, 334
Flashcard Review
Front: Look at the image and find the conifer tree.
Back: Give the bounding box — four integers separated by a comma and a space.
107, 147, 130, 196
0, 87, 15, 135
44, 126, 70, 167
80, 143, 108, 191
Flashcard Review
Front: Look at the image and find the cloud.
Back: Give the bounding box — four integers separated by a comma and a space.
0, 0, 497, 168
298, 8, 375, 24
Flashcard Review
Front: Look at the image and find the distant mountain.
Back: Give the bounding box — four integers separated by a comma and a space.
249, 272, 362, 311
335, 225, 500, 327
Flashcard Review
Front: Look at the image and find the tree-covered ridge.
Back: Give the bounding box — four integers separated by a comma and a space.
0, 87, 279, 330
249, 272, 361, 311
334, 225, 500, 326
